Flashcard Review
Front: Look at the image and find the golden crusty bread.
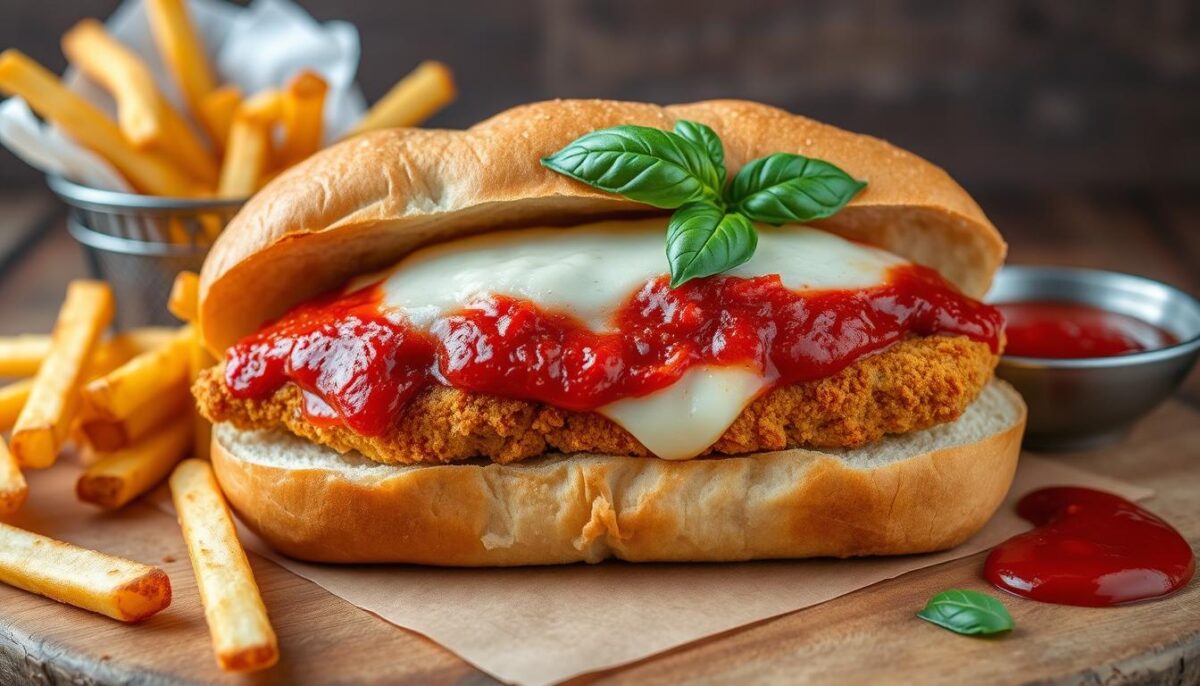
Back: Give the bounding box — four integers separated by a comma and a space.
211, 380, 1024, 565
198, 98, 1005, 353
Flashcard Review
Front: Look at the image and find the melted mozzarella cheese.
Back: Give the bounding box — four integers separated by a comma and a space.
375, 218, 907, 460
378, 218, 904, 330
599, 365, 769, 460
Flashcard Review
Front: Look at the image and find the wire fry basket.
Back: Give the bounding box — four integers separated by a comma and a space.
47, 176, 245, 329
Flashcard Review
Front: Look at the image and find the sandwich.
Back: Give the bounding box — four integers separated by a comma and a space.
194, 99, 1026, 565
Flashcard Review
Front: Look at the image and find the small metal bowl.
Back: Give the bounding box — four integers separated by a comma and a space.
987, 266, 1200, 451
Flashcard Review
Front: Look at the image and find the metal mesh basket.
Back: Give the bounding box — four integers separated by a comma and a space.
47, 176, 245, 329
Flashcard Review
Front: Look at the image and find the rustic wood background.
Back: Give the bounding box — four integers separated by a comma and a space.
1, 0, 1197, 190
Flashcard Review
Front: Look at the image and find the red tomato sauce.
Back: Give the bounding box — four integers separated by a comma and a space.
225, 264, 1003, 435
985, 487, 1194, 607
998, 301, 1176, 359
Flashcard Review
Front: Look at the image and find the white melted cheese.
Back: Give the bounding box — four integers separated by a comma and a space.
374, 218, 907, 460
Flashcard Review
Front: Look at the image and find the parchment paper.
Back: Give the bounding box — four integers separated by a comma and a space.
9, 450, 1154, 685
230, 456, 1151, 686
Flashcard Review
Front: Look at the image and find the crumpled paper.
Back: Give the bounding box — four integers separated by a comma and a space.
0, 0, 366, 192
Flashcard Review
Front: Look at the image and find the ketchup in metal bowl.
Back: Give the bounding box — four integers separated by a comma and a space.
998, 301, 1177, 359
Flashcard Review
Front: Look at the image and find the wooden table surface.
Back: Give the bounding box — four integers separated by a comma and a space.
0, 189, 1197, 685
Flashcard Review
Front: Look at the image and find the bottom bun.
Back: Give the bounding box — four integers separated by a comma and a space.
211, 380, 1026, 566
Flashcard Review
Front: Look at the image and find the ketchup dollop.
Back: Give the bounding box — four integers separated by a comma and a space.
226, 264, 1002, 435
998, 301, 1176, 359
985, 487, 1195, 607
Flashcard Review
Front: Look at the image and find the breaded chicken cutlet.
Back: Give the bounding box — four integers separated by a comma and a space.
195, 335, 997, 466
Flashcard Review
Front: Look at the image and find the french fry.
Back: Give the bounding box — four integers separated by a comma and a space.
114, 327, 179, 356
11, 281, 113, 469
146, 0, 215, 135
0, 328, 175, 434
0, 379, 32, 432
80, 383, 189, 452
77, 416, 192, 509
0, 50, 198, 196
166, 217, 191, 245
0, 521, 171, 621
0, 335, 51, 377
350, 61, 456, 135
168, 273, 213, 457
61, 19, 217, 186
200, 86, 241, 152
189, 327, 214, 460
169, 271, 200, 322
0, 439, 27, 516
218, 91, 284, 198
241, 90, 285, 123
171, 459, 278, 672
278, 70, 327, 167
81, 326, 192, 422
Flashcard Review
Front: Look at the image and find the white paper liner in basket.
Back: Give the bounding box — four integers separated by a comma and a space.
0, 0, 367, 193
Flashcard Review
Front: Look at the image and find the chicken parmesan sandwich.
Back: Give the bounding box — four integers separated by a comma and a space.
194, 99, 1026, 565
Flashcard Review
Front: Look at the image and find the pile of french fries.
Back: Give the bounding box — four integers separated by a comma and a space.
0, 0, 455, 206
0, 275, 276, 672
0, 2, 459, 672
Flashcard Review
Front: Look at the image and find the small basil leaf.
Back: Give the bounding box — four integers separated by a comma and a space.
728, 153, 865, 225
673, 120, 726, 186
541, 125, 722, 208
917, 589, 1014, 637
666, 204, 757, 287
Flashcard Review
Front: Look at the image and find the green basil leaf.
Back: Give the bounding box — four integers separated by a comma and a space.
917, 589, 1014, 636
673, 120, 726, 186
541, 125, 722, 209
666, 204, 756, 287
727, 153, 865, 225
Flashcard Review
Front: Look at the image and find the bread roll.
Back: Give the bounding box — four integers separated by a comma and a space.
212, 381, 1024, 565
198, 99, 1005, 353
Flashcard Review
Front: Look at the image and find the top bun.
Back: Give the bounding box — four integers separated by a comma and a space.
199, 99, 1005, 353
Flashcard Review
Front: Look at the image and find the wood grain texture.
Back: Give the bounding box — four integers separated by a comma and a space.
0, 193, 1196, 684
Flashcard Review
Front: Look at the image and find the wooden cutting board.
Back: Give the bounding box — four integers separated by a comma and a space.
0, 399, 1197, 686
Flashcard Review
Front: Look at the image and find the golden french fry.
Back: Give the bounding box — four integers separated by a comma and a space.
200, 86, 241, 152
77, 416, 192, 509
171, 459, 278, 672
350, 61, 455, 135
0, 326, 174, 432
278, 70, 327, 167
240, 90, 285, 124
146, 0, 215, 135
0, 521, 171, 621
79, 382, 189, 452
11, 281, 113, 469
188, 326, 214, 460
169, 271, 200, 322
0, 439, 27, 516
0, 379, 32, 432
0, 335, 51, 377
0, 50, 198, 197
166, 217, 191, 245
111, 327, 179, 357
81, 326, 191, 422
61, 19, 217, 185
217, 92, 284, 198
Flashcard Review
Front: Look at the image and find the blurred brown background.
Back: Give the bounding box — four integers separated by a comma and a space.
1, 0, 1197, 191
0, 0, 1196, 348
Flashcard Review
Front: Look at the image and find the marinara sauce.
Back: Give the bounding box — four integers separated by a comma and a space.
986, 487, 1194, 607
225, 264, 1003, 435
998, 301, 1176, 359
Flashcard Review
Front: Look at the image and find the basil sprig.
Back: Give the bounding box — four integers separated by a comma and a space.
541, 120, 865, 286
917, 589, 1015, 637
